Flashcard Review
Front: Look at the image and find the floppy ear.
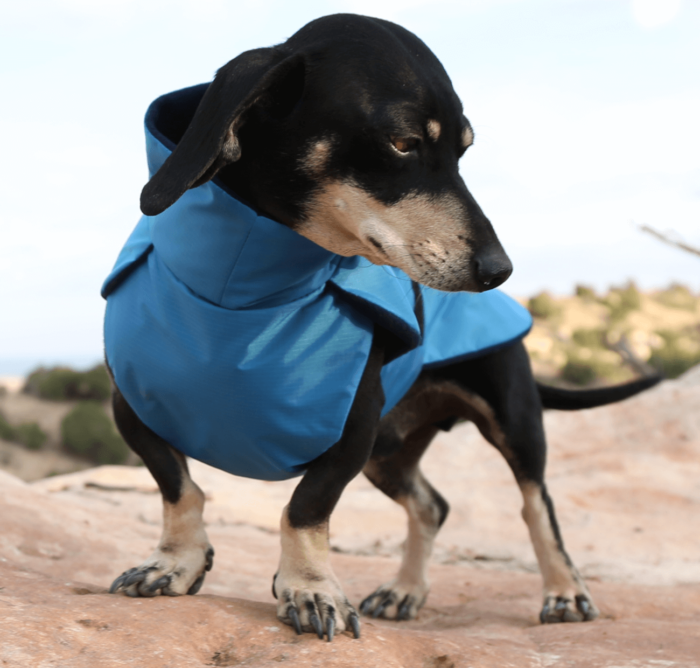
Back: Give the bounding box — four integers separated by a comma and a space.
140, 48, 304, 216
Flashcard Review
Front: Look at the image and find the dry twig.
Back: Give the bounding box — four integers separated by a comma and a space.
639, 224, 700, 258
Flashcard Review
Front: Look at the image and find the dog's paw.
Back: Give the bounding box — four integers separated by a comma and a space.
540, 593, 599, 623
359, 579, 429, 621
110, 544, 214, 597
272, 572, 360, 641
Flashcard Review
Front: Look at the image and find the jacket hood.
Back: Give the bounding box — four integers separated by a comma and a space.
103, 85, 423, 354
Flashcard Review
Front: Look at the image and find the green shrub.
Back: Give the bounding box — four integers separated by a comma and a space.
560, 348, 623, 386
0, 413, 16, 441
603, 281, 642, 322
80, 365, 112, 400
575, 284, 596, 300
24, 364, 111, 401
14, 422, 47, 450
572, 328, 606, 349
61, 401, 129, 465
655, 283, 698, 312
528, 291, 560, 319
648, 330, 700, 379
561, 360, 598, 386
0, 413, 47, 450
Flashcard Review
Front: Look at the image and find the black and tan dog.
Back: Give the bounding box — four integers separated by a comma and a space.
106, 14, 658, 641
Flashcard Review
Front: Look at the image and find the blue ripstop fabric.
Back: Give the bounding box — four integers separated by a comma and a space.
102, 86, 532, 481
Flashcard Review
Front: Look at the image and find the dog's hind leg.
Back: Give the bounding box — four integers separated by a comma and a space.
109, 385, 214, 597
437, 341, 599, 623
359, 421, 447, 621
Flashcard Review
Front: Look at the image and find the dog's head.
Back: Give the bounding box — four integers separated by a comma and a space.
141, 14, 512, 293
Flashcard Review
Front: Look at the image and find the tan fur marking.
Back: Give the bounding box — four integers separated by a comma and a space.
300, 138, 333, 175
299, 181, 473, 290
160, 477, 207, 549
277, 508, 333, 582
125, 475, 212, 596
394, 480, 438, 590
426, 119, 441, 141
461, 125, 474, 149
382, 378, 507, 452
520, 482, 590, 601
275, 506, 354, 632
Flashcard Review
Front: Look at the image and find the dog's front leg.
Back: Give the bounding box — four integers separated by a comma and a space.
273, 335, 385, 641
109, 385, 214, 597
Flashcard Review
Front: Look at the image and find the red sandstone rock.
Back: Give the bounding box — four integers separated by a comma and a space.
1, 367, 699, 666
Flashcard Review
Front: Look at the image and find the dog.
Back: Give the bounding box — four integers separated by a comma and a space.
103, 14, 659, 641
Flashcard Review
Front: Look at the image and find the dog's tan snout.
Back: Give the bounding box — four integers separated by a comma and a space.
473, 245, 513, 291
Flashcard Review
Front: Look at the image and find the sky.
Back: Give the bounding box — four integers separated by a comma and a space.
1, 0, 699, 374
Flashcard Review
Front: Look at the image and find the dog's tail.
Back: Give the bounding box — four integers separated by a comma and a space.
536, 374, 663, 411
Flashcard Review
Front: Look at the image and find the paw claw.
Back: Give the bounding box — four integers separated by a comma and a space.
361, 581, 426, 621
397, 596, 413, 621
123, 569, 149, 589
576, 594, 598, 621
359, 596, 373, 616
109, 568, 136, 594
310, 612, 323, 639
109, 543, 214, 599
348, 613, 360, 639
372, 601, 387, 618
205, 547, 215, 572
288, 606, 302, 635
147, 575, 171, 594
541, 595, 597, 624
186, 572, 206, 595
274, 568, 352, 639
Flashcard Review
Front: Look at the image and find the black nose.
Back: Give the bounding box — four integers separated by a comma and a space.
474, 249, 513, 290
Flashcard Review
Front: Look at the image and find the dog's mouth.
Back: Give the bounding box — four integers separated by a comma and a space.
298, 181, 511, 293
364, 233, 511, 293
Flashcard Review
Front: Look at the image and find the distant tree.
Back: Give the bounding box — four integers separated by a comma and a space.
528, 291, 561, 319
575, 284, 596, 300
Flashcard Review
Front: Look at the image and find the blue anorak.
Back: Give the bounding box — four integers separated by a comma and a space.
102, 87, 532, 481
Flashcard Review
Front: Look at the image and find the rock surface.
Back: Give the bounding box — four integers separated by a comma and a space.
1, 367, 699, 667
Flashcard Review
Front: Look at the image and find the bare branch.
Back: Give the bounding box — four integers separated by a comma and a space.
606, 332, 656, 378
639, 224, 700, 258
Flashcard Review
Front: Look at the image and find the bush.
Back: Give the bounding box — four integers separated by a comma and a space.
572, 327, 606, 349
575, 284, 596, 300
24, 364, 111, 401
528, 291, 560, 319
560, 347, 623, 386
648, 330, 700, 379
561, 360, 598, 386
61, 401, 129, 465
603, 281, 642, 322
0, 413, 15, 441
0, 413, 47, 450
655, 283, 698, 312
14, 422, 47, 450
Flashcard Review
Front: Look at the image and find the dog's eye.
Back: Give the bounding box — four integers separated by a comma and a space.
391, 136, 419, 154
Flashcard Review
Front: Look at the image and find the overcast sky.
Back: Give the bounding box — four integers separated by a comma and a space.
1, 0, 698, 374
